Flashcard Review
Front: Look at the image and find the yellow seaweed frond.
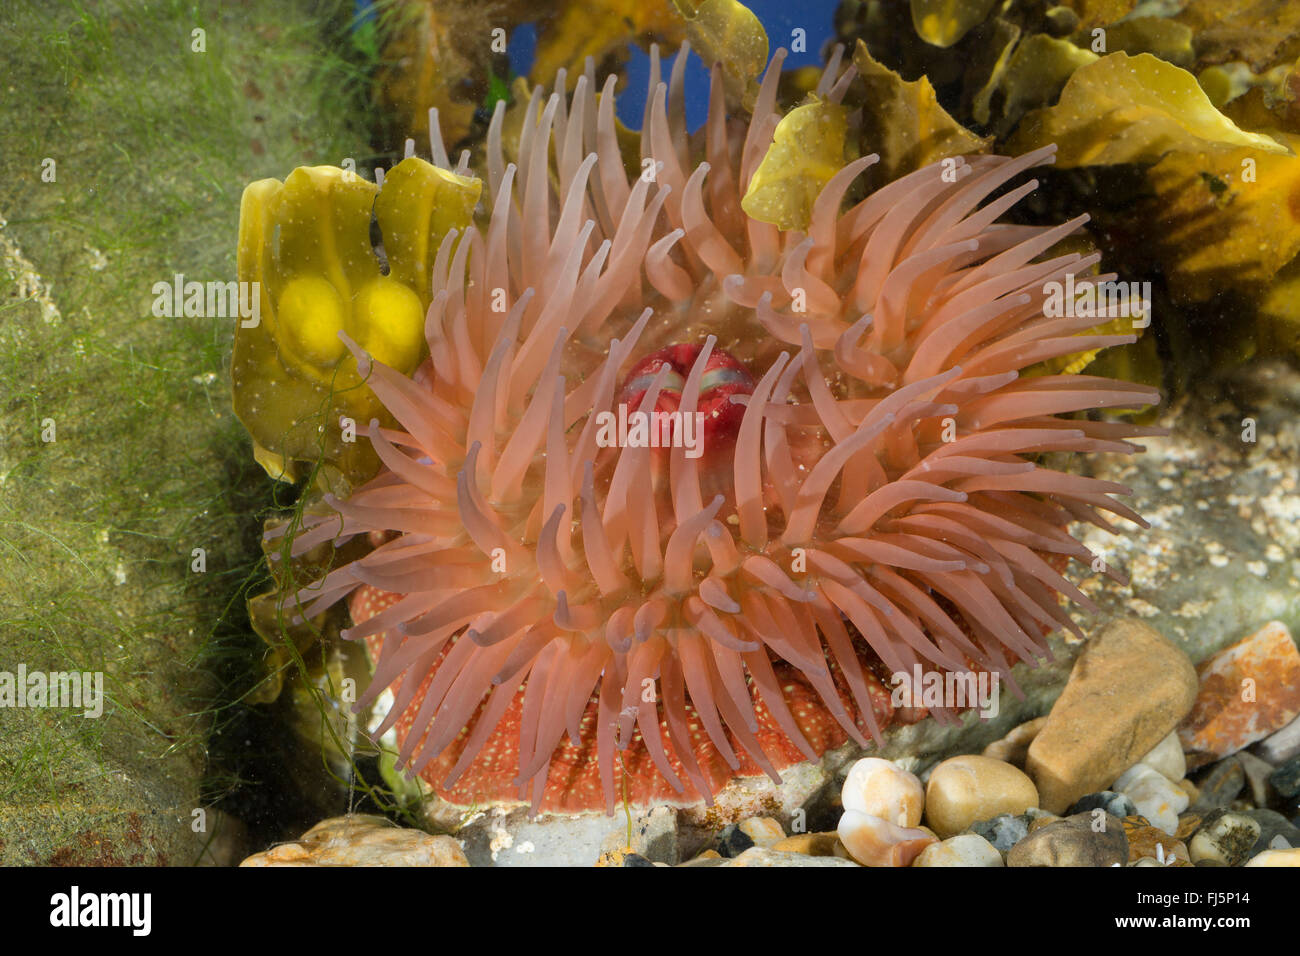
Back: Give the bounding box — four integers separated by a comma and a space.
740, 97, 849, 231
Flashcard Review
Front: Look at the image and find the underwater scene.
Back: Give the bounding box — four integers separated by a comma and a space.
2, 0, 1300, 895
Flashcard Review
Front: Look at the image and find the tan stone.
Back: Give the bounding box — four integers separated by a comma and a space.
724, 847, 860, 867
240, 815, 469, 867
924, 755, 1039, 838
913, 833, 1004, 867
770, 831, 848, 857
1026, 619, 1198, 813
982, 717, 1047, 768
1244, 848, 1300, 867
737, 816, 786, 847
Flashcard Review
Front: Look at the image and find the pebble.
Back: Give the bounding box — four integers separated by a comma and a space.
597, 806, 680, 866
722, 847, 860, 867
1188, 810, 1261, 866
837, 810, 936, 866
1139, 732, 1186, 782
1268, 755, 1300, 799
738, 817, 786, 848
714, 823, 755, 858
1026, 619, 1198, 813
769, 832, 849, 857
1176, 812, 1205, 841
1006, 812, 1129, 867
239, 815, 469, 867
913, 833, 1004, 867
1178, 621, 1300, 767
967, 813, 1030, 853
1190, 756, 1246, 810
924, 755, 1039, 838
840, 757, 925, 826
1243, 848, 1300, 866
1125, 820, 1191, 866
1026, 808, 1062, 832
1235, 751, 1275, 807
1242, 809, 1300, 856
1114, 763, 1189, 835
1254, 713, 1300, 764
981, 717, 1046, 768
1068, 791, 1138, 819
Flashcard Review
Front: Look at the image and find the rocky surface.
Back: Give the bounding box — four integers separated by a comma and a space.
239, 815, 469, 867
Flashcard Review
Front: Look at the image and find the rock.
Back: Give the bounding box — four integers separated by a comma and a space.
240, 815, 469, 867
770, 832, 849, 857
1026, 808, 1062, 832
1176, 812, 1205, 841
924, 755, 1039, 838
1068, 791, 1138, 819
737, 816, 786, 848
1178, 621, 1300, 767
840, 757, 924, 826
1176, 778, 1199, 804
1190, 757, 1246, 811
1026, 619, 1198, 813
1236, 751, 1276, 807
913, 833, 1004, 867
1139, 732, 1187, 782
1254, 713, 1300, 765
967, 813, 1030, 854
981, 717, 1047, 768
1269, 756, 1300, 799
1006, 812, 1129, 867
837, 810, 936, 866
676, 850, 725, 867
1125, 821, 1191, 866
1243, 848, 1300, 866
598, 806, 680, 866
1114, 763, 1189, 835
715, 823, 756, 858
1188, 811, 1261, 866
722, 847, 860, 867
1241, 809, 1300, 856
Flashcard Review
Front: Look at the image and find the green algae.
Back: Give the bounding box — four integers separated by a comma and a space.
0, 0, 394, 864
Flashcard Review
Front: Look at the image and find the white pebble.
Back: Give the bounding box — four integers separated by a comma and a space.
1138, 732, 1186, 782
841, 757, 925, 827
1114, 763, 1187, 835
836, 810, 936, 867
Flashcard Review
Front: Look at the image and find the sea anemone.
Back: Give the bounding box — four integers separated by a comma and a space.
274, 45, 1160, 815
